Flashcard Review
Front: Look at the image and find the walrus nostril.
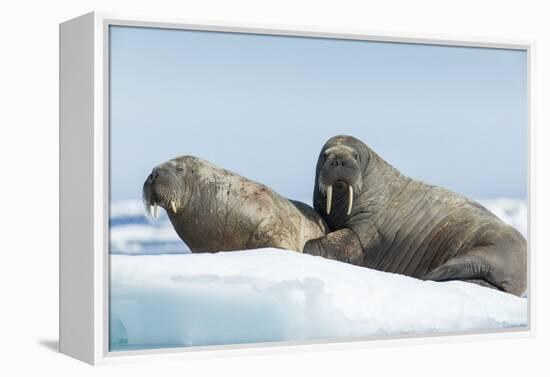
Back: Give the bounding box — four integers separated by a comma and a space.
331, 158, 345, 167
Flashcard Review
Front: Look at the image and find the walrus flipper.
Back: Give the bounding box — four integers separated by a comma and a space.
421, 248, 506, 292
303, 229, 363, 266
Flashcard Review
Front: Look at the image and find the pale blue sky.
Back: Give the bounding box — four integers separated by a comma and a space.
110, 26, 527, 202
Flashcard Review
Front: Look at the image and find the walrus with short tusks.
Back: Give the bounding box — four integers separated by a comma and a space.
303, 135, 527, 296
143, 155, 328, 253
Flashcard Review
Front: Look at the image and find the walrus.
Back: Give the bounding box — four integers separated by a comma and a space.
303, 135, 527, 296
143, 155, 328, 253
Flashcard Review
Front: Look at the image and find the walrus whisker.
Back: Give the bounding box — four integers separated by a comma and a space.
326, 185, 333, 215
347, 185, 353, 215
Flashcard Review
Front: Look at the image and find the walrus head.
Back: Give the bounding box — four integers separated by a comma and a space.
142, 156, 191, 219
316, 136, 367, 216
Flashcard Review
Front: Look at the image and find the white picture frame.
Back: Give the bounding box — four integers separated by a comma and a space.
59, 11, 536, 365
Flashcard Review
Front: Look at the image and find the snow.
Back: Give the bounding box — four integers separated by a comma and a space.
109, 197, 528, 350
110, 249, 527, 351
479, 198, 527, 236
110, 200, 189, 254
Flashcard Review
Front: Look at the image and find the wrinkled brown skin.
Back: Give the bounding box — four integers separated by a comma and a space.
143, 156, 328, 253
304, 135, 527, 296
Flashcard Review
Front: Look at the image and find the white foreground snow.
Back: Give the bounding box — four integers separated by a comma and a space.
110, 249, 527, 350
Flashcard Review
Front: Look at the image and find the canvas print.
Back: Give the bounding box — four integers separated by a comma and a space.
108, 25, 528, 351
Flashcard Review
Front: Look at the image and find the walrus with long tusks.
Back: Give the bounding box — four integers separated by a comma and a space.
303, 135, 527, 296
143, 155, 328, 253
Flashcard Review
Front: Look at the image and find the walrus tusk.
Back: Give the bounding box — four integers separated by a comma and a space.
150, 203, 158, 219
171, 200, 177, 213
326, 185, 333, 215
347, 185, 353, 215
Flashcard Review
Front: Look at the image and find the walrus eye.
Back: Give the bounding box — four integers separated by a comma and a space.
176, 167, 184, 174
353, 152, 359, 161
